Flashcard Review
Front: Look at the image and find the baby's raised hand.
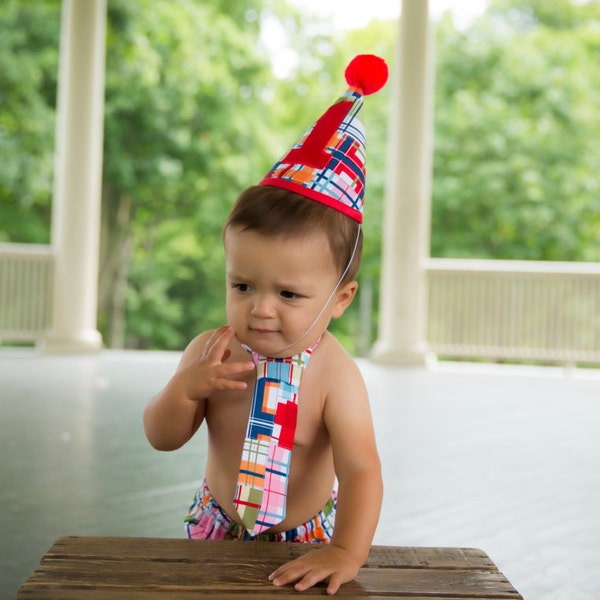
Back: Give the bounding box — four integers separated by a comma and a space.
178, 325, 254, 401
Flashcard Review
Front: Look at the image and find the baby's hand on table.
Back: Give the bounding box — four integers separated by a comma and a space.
178, 325, 254, 401
269, 545, 360, 595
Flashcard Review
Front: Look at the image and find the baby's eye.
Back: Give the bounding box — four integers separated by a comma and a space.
232, 283, 251, 292
280, 290, 301, 300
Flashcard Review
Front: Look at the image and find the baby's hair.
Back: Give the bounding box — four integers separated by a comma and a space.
224, 185, 363, 283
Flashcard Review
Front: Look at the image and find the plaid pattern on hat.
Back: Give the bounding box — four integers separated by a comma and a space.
260, 55, 388, 223
261, 90, 366, 222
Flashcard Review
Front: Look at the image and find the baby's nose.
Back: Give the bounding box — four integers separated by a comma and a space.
250, 294, 276, 318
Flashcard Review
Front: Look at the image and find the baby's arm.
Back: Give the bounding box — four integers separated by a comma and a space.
270, 355, 382, 594
143, 325, 254, 451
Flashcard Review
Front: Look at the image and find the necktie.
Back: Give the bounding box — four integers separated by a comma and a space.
233, 342, 317, 536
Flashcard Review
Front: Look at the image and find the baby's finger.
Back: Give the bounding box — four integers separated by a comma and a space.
205, 325, 235, 360
217, 360, 255, 378
326, 573, 344, 595
293, 568, 332, 592
211, 377, 248, 392
269, 564, 291, 584
270, 562, 306, 587
200, 326, 226, 358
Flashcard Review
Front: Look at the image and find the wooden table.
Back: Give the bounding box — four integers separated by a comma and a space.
17, 536, 523, 599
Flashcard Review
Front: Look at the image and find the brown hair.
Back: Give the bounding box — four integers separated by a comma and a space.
224, 185, 362, 283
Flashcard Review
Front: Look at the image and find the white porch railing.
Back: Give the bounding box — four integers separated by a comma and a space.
2, 244, 599, 364
0, 244, 54, 345
427, 258, 600, 365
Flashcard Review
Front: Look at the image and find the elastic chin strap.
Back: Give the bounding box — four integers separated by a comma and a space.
272, 223, 361, 357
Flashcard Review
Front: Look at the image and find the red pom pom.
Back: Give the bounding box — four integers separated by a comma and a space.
344, 54, 388, 96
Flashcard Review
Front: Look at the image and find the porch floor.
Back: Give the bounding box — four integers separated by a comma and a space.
1, 349, 599, 599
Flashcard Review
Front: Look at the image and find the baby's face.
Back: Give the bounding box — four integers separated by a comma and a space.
224, 227, 343, 357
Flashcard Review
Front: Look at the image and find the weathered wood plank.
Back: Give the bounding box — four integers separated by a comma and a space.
17, 592, 518, 600
20, 560, 520, 597
365, 546, 496, 571
42, 537, 497, 571
17, 593, 520, 600
17, 537, 523, 599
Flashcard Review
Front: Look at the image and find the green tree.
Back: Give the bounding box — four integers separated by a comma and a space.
4, 0, 600, 354
101, 0, 278, 348
432, 0, 600, 260
0, 0, 60, 244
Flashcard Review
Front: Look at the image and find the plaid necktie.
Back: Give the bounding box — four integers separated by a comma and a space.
233, 343, 317, 535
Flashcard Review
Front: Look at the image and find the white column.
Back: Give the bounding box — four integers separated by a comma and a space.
372, 0, 434, 365
45, 0, 106, 352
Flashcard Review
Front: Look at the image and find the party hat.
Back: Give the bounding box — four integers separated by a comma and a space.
259, 54, 388, 223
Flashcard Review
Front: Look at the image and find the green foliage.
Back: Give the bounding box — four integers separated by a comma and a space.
432, 1, 600, 260
3, 0, 600, 353
0, 0, 60, 243
100, 0, 275, 348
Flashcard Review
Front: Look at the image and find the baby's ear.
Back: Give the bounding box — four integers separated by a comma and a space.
332, 281, 358, 318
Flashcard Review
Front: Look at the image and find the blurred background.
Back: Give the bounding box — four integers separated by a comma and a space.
2, 0, 599, 357
2, 2, 600, 600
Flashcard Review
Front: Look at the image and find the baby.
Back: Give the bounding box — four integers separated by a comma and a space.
144, 54, 387, 594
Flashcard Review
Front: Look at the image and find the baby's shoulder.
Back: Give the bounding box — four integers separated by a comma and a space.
307, 334, 368, 411
310, 332, 361, 375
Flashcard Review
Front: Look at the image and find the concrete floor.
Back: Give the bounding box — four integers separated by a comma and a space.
1, 349, 599, 599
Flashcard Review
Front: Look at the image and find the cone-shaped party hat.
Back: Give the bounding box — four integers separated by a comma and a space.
259, 54, 388, 223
